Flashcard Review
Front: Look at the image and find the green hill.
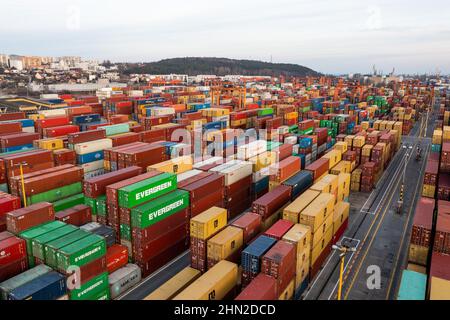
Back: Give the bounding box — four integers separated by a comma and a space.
119, 57, 320, 77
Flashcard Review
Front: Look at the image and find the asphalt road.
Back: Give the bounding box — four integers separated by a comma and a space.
304, 101, 438, 300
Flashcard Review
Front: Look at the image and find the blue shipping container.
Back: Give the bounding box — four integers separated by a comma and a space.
282, 170, 313, 200
77, 151, 104, 164
252, 176, 270, 195
8, 271, 67, 300
241, 235, 277, 274
3, 144, 34, 153
72, 114, 101, 125
397, 270, 426, 300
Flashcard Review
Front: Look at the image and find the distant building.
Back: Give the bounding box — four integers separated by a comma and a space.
0, 54, 9, 67
8, 55, 24, 70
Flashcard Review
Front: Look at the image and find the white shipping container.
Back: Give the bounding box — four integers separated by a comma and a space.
151, 107, 175, 117
40, 94, 59, 100
278, 126, 290, 134
38, 109, 67, 117
209, 160, 243, 173
193, 157, 223, 169
80, 222, 102, 232
109, 264, 142, 299
219, 162, 253, 186
284, 136, 298, 145
22, 127, 35, 133
80, 160, 104, 173
170, 143, 191, 159
237, 140, 267, 160
177, 169, 203, 183
74, 138, 112, 155
293, 144, 300, 154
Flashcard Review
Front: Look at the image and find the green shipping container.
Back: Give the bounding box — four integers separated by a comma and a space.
131, 190, 189, 229
85, 196, 98, 215
54, 193, 85, 212
397, 270, 426, 300
44, 229, 91, 268
69, 272, 109, 300
90, 288, 110, 300
258, 108, 273, 117
104, 123, 129, 136
96, 195, 107, 217
118, 172, 177, 209
19, 221, 66, 268
120, 224, 131, 241
267, 141, 282, 151
27, 182, 82, 204
0, 264, 52, 300
289, 125, 298, 133
32, 224, 79, 261
56, 234, 106, 271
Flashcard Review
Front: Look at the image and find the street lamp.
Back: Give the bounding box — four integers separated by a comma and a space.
332, 243, 357, 300
14, 161, 29, 207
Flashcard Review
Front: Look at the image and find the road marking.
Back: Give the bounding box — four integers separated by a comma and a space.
343, 171, 401, 300
327, 238, 361, 300
384, 143, 430, 299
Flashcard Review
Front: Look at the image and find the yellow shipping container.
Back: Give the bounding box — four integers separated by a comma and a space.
310, 226, 333, 266
248, 151, 276, 172
361, 121, 370, 130
442, 126, 450, 142
433, 130, 443, 145
422, 184, 436, 198
148, 155, 193, 174
190, 207, 228, 240
202, 108, 230, 117
311, 213, 334, 248
353, 136, 366, 148
282, 224, 312, 256
207, 226, 244, 264
387, 121, 396, 130
152, 123, 182, 130
285, 112, 299, 120
173, 260, 238, 300
394, 121, 403, 133
311, 174, 338, 194
334, 141, 348, 154
322, 150, 342, 169
300, 192, 335, 233
231, 119, 247, 127
295, 257, 310, 290
344, 135, 355, 148
338, 173, 351, 201
269, 180, 280, 191
379, 120, 388, 131
38, 139, 64, 150
262, 211, 280, 232
362, 144, 373, 157
373, 120, 382, 130
145, 267, 201, 300
283, 190, 321, 223
278, 279, 295, 300
330, 161, 351, 175
429, 277, 450, 300
407, 263, 427, 274
333, 201, 350, 233
408, 244, 429, 266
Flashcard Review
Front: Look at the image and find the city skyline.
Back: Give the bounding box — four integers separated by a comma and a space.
2, 0, 449, 75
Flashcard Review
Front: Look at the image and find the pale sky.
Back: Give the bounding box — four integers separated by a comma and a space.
1, 0, 450, 74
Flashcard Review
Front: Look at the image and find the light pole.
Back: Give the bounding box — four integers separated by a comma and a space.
332, 244, 357, 300
14, 161, 29, 207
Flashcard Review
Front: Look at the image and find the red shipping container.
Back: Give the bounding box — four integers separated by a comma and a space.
140, 129, 166, 144
261, 240, 296, 293
0, 122, 23, 135
67, 129, 106, 145
264, 220, 294, 240
231, 212, 262, 245
83, 166, 143, 198
35, 116, 70, 130
252, 185, 291, 219
235, 273, 279, 300
272, 144, 293, 162
0, 132, 39, 148
43, 125, 79, 138
55, 205, 92, 226
332, 217, 349, 246
410, 197, 435, 247
305, 158, 329, 181
106, 244, 129, 274
6, 202, 54, 234
0, 257, 28, 282
0, 236, 27, 266
190, 189, 225, 218
0, 112, 26, 122
181, 173, 225, 201
53, 149, 76, 166
270, 156, 300, 182
110, 132, 140, 147
66, 256, 107, 286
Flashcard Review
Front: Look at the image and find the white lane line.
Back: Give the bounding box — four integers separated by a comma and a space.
327, 238, 361, 300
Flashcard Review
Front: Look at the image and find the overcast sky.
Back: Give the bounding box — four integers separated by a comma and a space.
1, 0, 450, 74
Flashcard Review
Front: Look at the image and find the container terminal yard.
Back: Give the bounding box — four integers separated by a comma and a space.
0, 74, 448, 303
